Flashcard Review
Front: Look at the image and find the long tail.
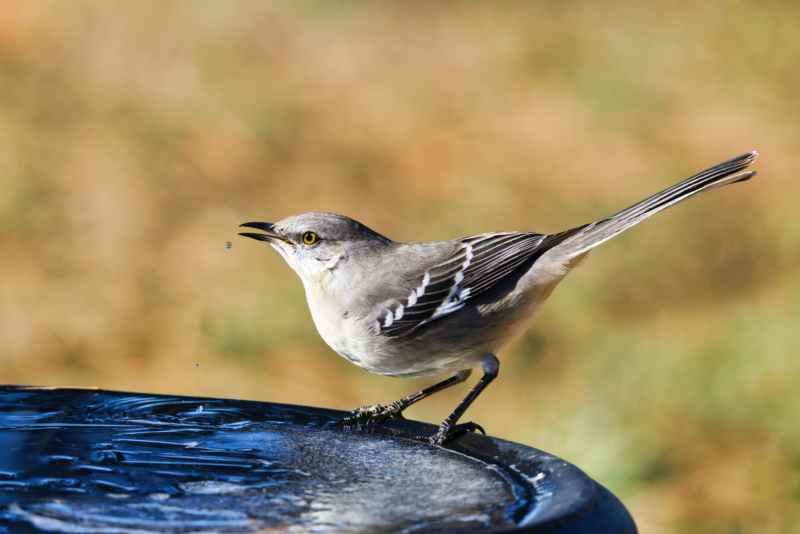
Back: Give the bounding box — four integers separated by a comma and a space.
558, 151, 758, 258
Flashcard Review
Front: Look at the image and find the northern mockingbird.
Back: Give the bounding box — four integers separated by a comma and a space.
239, 152, 758, 445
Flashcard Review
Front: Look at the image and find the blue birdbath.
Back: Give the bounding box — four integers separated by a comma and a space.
0, 386, 635, 533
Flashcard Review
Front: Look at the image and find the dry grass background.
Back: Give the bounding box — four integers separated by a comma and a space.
1, 1, 799, 532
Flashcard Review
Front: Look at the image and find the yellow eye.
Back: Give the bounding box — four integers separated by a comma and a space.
302, 232, 318, 245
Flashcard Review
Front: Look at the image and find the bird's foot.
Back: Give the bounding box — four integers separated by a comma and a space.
337, 401, 406, 427
429, 421, 486, 446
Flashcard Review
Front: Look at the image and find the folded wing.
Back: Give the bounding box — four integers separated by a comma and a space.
376, 228, 584, 337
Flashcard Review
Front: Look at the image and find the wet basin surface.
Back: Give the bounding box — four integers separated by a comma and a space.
0, 386, 599, 533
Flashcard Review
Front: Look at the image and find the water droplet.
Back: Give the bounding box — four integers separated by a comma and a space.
197, 406, 203, 412
225, 241, 232, 249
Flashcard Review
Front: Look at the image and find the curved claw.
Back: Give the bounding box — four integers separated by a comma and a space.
454, 421, 485, 435
429, 421, 486, 446
337, 405, 380, 427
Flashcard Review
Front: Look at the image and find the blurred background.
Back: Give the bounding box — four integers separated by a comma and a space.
0, 1, 798, 532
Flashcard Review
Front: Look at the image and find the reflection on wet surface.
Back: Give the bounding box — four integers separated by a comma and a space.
0, 387, 547, 533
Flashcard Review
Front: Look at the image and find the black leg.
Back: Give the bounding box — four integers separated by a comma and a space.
429, 355, 499, 446
339, 369, 473, 426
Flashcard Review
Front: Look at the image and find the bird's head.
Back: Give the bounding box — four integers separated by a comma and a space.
239, 212, 392, 289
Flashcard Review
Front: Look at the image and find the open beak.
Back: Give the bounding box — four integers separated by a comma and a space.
238, 222, 295, 247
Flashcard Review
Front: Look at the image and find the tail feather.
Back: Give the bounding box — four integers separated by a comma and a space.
560, 152, 758, 257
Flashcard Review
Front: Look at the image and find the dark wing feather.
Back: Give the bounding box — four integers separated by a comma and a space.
377, 227, 587, 337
